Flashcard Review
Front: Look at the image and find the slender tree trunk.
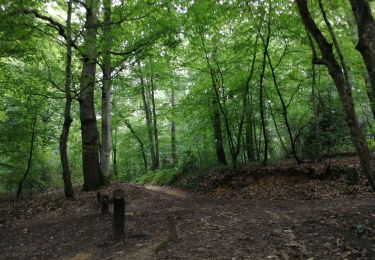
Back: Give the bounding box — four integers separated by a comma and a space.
307, 33, 322, 158
150, 66, 159, 169
266, 51, 302, 163
171, 87, 177, 164
268, 103, 289, 155
59, 0, 74, 198
100, 0, 112, 178
259, 35, 269, 166
112, 128, 118, 176
124, 120, 148, 172
253, 110, 260, 161
349, 0, 375, 106
17, 109, 37, 197
211, 94, 228, 165
296, 0, 375, 190
139, 62, 156, 170
198, 31, 228, 165
79, 0, 106, 191
245, 101, 255, 161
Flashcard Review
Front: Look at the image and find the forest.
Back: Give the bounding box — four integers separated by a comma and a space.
1, 0, 375, 259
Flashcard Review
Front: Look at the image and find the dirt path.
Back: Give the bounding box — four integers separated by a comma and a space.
144, 185, 192, 199
0, 184, 374, 259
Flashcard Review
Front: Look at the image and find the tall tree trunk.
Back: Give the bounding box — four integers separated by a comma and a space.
139, 62, 156, 170
150, 65, 160, 169
171, 87, 177, 164
100, 0, 112, 178
17, 108, 37, 197
79, 0, 105, 191
59, 0, 74, 198
349, 0, 375, 108
296, 0, 375, 190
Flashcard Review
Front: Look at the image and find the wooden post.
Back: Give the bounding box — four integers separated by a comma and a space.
101, 194, 109, 215
97, 191, 102, 202
112, 189, 125, 240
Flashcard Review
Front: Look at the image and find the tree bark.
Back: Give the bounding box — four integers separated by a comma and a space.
100, 0, 112, 178
79, 0, 106, 191
171, 87, 177, 164
349, 0, 375, 108
59, 0, 74, 198
296, 0, 375, 190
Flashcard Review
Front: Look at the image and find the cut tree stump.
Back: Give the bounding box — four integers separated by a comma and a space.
112, 189, 125, 240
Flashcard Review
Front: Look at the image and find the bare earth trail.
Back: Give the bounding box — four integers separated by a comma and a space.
0, 183, 375, 259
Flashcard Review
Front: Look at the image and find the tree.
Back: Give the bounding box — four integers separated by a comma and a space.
59, 0, 74, 198
78, 0, 107, 190
296, 0, 375, 190
100, 0, 113, 179
349, 0, 375, 111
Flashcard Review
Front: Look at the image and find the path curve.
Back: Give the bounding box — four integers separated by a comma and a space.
144, 185, 191, 199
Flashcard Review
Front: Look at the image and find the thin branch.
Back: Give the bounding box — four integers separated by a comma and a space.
18, 8, 79, 50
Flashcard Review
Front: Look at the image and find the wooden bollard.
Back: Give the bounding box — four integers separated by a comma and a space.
101, 194, 109, 215
112, 189, 125, 240
96, 191, 102, 202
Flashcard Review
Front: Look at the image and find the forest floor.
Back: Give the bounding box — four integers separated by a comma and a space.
1, 157, 375, 259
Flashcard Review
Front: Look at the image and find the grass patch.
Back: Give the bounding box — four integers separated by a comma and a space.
135, 168, 177, 186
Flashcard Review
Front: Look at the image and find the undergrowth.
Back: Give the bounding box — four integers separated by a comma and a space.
135, 168, 177, 186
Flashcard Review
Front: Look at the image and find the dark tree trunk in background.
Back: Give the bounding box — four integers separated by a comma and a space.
59, 0, 74, 198
139, 62, 156, 170
296, 0, 375, 191
307, 33, 322, 158
79, 0, 106, 191
17, 109, 37, 197
349, 0, 375, 112
266, 50, 302, 164
245, 102, 255, 162
211, 94, 228, 165
124, 120, 148, 172
259, 34, 269, 166
112, 128, 118, 176
100, 0, 112, 178
171, 87, 178, 164
150, 65, 160, 169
